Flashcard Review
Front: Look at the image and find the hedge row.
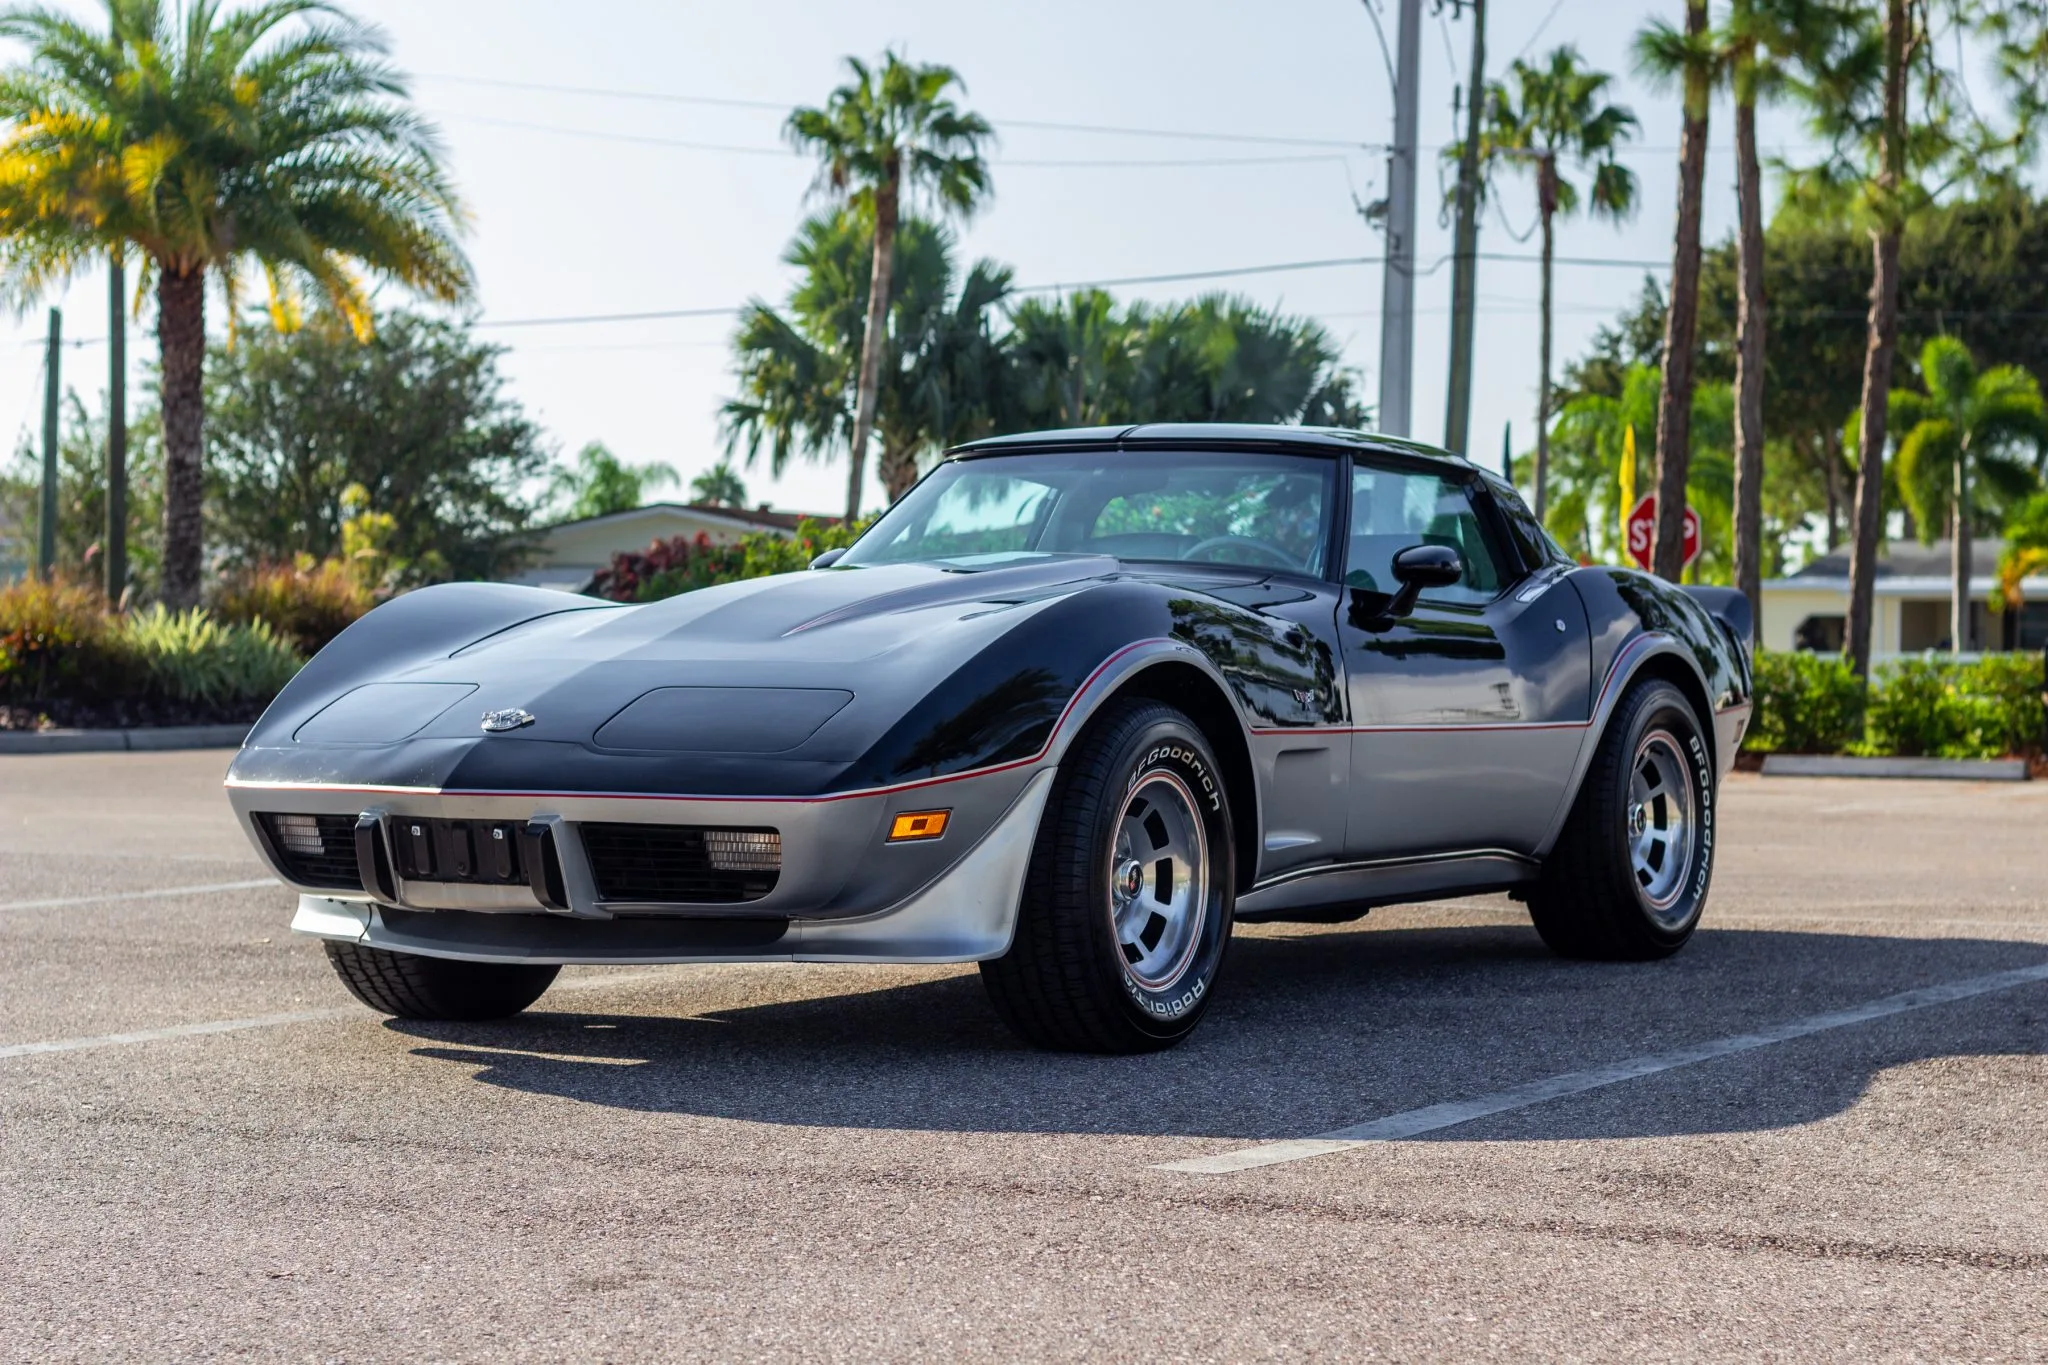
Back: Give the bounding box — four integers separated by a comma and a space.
0, 562, 378, 729
1745, 651, 2046, 760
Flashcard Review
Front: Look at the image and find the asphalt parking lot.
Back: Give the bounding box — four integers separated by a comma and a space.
2, 751, 2044, 1361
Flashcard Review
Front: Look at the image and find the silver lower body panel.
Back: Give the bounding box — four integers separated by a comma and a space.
287, 768, 1054, 965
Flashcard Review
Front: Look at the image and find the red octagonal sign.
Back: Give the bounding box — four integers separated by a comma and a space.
1626, 494, 1700, 574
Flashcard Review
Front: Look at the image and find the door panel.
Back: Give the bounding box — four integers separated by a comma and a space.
1340, 463, 1592, 860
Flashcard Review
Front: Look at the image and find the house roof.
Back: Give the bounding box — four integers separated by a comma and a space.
540, 502, 838, 537
1790, 538, 2009, 580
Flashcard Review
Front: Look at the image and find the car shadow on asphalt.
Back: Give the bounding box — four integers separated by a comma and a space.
387, 919, 2048, 1142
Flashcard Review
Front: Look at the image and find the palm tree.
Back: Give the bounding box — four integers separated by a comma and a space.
722, 210, 1011, 504
1996, 493, 2048, 636
1635, 0, 1714, 580
1720, 0, 1854, 630
690, 462, 749, 509
0, 0, 469, 607
549, 442, 678, 522
785, 52, 993, 523
1888, 337, 2047, 653
1471, 46, 1638, 522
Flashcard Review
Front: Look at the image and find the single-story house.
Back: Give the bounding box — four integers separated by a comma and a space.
504, 502, 833, 592
1760, 537, 2048, 657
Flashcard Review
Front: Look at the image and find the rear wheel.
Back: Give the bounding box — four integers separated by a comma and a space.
1528, 679, 1715, 961
980, 698, 1235, 1053
323, 941, 560, 1020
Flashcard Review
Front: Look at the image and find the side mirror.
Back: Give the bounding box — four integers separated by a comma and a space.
1350, 543, 1463, 630
810, 548, 847, 570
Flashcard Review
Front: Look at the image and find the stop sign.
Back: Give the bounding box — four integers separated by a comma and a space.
1625, 495, 1699, 573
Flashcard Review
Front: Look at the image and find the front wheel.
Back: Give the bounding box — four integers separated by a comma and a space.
980, 698, 1235, 1053
323, 941, 560, 1020
1527, 679, 1715, 961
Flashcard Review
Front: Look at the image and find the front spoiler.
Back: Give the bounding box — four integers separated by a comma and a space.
289, 768, 1054, 965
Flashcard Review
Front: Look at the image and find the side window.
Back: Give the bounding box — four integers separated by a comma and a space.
1486, 476, 1569, 573
1345, 463, 1507, 605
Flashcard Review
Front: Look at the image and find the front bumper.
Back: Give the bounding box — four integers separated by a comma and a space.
234, 766, 1053, 965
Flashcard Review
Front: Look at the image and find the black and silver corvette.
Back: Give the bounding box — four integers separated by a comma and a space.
227, 424, 1754, 1053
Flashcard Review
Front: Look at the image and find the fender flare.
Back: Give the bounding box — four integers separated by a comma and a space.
1533, 631, 1718, 859
1017, 637, 1264, 885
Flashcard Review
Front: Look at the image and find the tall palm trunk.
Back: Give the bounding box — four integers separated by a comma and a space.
1651, 0, 1711, 581
846, 171, 900, 524
878, 436, 921, 505
1845, 0, 1910, 677
158, 265, 206, 609
1951, 449, 1971, 653
1732, 70, 1767, 634
1533, 162, 1557, 522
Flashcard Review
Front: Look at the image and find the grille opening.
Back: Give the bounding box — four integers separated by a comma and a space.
580, 824, 782, 904
257, 813, 362, 890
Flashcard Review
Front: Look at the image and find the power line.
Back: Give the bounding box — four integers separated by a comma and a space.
434, 112, 1359, 169
416, 72, 1381, 151
470, 250, 1677, 331
1515, 0, 1569, 61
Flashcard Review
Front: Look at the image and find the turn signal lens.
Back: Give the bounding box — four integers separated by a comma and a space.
888, 810, 950, 842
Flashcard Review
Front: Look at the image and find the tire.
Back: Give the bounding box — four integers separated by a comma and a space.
1528, 679, 1715, 961
323, 941, 560, 1020
980, 697, 1236, 1053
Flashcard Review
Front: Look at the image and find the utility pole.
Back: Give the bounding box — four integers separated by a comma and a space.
1443, 0, 1487, 455
106, 255, 128, 604
1377, 0, 1422, 438
38, 307, 61, 580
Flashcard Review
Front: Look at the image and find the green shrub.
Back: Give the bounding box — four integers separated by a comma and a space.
1743, 649, 1865, 753
116, 606, 303, 707
211, 558, 376, 655
1861, 655, 2046, 759
0, 577, 119, 705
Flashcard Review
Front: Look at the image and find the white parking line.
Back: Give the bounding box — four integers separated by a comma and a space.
0, 879, 278, 913
0, 1009, 351, 1058
0, 968, 681, 1060
1158, 959, 2048, 1175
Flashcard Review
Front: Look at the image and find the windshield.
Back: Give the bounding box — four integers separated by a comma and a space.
838, 449, 1338, 576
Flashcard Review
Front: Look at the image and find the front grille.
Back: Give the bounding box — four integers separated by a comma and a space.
258, 813, 361, 890
579, 824, 782, 904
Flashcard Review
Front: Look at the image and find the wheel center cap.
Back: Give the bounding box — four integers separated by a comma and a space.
1628, 803, 1648, 839
1115, 858, 1145, 901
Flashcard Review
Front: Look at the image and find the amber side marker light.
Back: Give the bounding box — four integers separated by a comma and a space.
888, 810, 950, 842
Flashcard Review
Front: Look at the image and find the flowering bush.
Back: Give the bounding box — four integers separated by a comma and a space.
587, 518, 863, 603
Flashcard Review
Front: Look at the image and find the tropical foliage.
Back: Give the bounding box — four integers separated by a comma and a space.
1887, 336, 2046, 651
0, 0, 471, 606
786, 51, 993, 521
549, 443, 679, 523
1467, 45, 1638, 520
724, 213, 1364, 502
690, 462, 749, 509
0, 574, 302, 727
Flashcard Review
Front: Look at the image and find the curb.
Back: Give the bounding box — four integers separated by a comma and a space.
1761, 753, 2030, 782
0, 724, 250, 755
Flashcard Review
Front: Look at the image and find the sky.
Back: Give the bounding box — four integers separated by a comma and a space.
1, 0, 1833, 522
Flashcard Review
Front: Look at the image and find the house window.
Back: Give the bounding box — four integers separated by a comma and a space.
1794, 615, 1845, 653
1899, 600, 1943, 652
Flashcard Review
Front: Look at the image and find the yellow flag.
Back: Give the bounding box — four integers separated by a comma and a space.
1619, 424, 1638, 562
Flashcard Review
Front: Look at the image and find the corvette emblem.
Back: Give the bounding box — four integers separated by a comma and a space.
481, 708, 536, 733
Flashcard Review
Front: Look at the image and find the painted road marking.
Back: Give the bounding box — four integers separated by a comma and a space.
1158, 959, 2048, 1175
0, 879, 277, 913
0, 969, 681, 1060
